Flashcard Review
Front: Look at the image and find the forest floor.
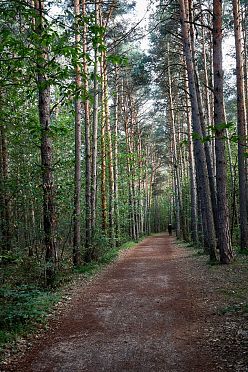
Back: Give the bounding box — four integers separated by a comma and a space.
1, 233, 248, 371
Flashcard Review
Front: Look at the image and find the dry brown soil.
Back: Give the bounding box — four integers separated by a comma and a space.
2, 234, 248, 371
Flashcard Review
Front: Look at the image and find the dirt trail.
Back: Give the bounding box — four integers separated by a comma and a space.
4, 234, 218, 371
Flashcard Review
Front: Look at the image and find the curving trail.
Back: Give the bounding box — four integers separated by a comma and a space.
4, 234, 218, 372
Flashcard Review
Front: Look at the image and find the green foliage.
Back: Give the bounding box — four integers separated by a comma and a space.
107, 54, 128, 66
75, 240, 137, 277
0, 285, 60, 354
238, 247, 248, 255
192, 132, 213, 143
219, 302, 248, 315
207, 122, 235, 132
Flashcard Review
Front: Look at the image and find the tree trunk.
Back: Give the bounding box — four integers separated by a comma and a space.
83, 0, 92, 253
213, 0, 233, 263
100, 56, 108, 234
188, 3, 218, 232
91, 0, 100, 242
185, 77, 198, 245
233, 0, 248, 251
73, 0, 82, 267
35, 0, 57, 285
113, 65, 120, 245
102, 50, 115, 246
0, 121, 11, 253
167, 45, 183, 239
179, 0, 217, 261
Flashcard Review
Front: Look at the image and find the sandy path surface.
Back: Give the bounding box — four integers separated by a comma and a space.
3, 234, 218, 372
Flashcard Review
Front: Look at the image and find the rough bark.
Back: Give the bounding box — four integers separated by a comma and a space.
0, 121, 11, 253
185, 77, 198, 245
100, 56, 108, 233
35, 0, 57, 284
83, 0, 92, 253
91, 0, 100, 240
113, 65, 120, 245
102, 50, 115, 246
167, 46, 183, 239
73, 0, 82, 267
213, 0, 233, 263
188, 3, 218, 232
233, 0, 248, 251
179, 0, 217, 261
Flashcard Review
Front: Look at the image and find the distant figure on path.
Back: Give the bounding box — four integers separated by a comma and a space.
168, 223, 172, 236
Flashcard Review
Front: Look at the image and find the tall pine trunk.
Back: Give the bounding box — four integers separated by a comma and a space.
35, 0, 57, 284
83, 0, 92, 253
100, 56, 108, 234
91, 0, 100, 242
102, 50, 115, 246
233, 0, 248, 251
73, 0, 82, 266
179, 0, 217, 261
113, 65, 120, 245
184, 76, 198, 245
213, 0, 233, 263
0, 120, 11, 253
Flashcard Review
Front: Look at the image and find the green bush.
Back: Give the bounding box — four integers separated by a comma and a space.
0, 284, 60, 353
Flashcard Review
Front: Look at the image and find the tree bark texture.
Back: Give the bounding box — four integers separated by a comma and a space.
83, 0, 92, 253
213, 0, 233, 263
35, 0, 57, 284
179, 0, 217, 261
233, 0, 248, 251
0, 122, 11, 253
91, 0, 100, 240
73, 0, 82, 267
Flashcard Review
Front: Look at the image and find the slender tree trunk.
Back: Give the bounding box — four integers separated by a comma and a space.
185, 79, 198, 245
91, 0, 100, 241
188, 4, 218, 232
113, 65, 120, 244
35, 0, 57, 284
233, 0, 248, 251
179, 0, 217, 261
102, 50, 115, 246
100, 57, 108, 233
73, 0, 82, 267
0, 121, 11, 253
83, 0, 92, 253
213, 0, 233, 263
167, 45, 183, 239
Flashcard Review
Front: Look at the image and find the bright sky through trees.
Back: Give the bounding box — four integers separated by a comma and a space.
135, 0, 151, 51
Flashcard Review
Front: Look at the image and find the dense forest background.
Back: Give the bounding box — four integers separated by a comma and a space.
0, 0, 248, 346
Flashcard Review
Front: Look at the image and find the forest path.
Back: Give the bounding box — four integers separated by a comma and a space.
5, 234, 219, 371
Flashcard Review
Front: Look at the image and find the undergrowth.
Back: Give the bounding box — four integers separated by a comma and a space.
219, 302, 248, 315
0, 239, 138, 360
75, 241, 136, 277
0, 285, 60, 357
